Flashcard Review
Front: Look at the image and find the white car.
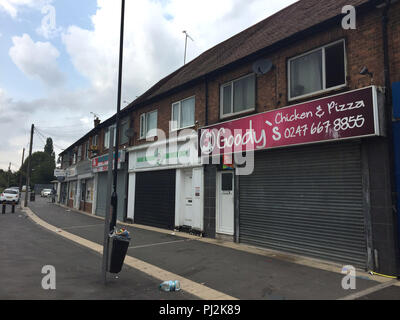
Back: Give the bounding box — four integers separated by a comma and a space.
0, 189, 20, 204
41, 189, 53, 197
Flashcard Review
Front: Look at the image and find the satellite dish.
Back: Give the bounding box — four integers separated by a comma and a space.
252, 59, 273, 75
125, 128, 135, 138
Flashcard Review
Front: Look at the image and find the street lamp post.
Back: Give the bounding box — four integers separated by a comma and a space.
111, 0, 125, 232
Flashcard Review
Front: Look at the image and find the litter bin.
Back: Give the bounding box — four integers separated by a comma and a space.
107, 228, 131, 274
30, 192, 35, 202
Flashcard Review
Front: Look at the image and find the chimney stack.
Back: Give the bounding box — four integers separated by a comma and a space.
94, 117, 101, 128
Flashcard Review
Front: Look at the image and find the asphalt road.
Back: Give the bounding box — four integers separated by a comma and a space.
19, 196, 400, 300
0, 204, 197, 300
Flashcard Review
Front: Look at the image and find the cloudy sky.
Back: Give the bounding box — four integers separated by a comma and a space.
0, 0, 297, 171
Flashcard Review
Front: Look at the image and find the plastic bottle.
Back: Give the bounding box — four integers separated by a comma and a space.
159, 280, 181, 292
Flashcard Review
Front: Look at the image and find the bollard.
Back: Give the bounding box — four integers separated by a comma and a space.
2, 204, 5, 214
11, 204, 15, 213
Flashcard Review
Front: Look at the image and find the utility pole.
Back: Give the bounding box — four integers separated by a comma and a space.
183, 30, 194, 65
110, 0, 125, 232
24, 124, 34, 207
7, 162, 11, 188
19, 148, 25, 193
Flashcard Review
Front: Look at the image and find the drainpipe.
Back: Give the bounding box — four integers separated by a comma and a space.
381, 0, 400, 275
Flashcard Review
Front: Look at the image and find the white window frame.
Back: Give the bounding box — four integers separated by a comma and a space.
104, 129, 109, 149
104, 126, 116, 149
170, 95, 196, 131
220, 73, 256, 119
77, 145, 82, 162
92, 135, 98, 147
85, 141, 89, 159
288, 39, 347, 101
139, 110, 158, 139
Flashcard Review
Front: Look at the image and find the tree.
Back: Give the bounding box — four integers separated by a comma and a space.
44, 137, 55, 159
20, 151, 55, 186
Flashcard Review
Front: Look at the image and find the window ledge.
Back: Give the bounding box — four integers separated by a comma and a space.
288, 84, 348, 103
170, 124, 196, 132
219, 108, 257, 122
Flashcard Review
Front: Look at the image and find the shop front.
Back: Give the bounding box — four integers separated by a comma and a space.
200, 86, 389, 269
64, 166, 77, 208
92, 150, 128, 221
74, 159, 94, 214
127, 133, 203, 233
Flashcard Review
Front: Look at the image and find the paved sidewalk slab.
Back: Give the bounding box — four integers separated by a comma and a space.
0, 207, 196, 300
26, 198, 386, 300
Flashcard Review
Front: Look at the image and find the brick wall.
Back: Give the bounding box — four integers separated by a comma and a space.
128, 3, 399, 133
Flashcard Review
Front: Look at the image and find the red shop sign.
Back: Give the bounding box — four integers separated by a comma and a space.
199, 86, 380, 156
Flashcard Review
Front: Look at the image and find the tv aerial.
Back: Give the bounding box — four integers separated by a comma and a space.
90, 112, 100, 119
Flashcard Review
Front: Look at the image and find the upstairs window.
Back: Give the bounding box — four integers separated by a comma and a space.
92, 135, 98, 147
288, 39, 346, 100
77, 146, 82, 162
140, 110, 158, 139
171, 96, 195, 131
85, 141, 89, 159
104, 127, 116, 149
120, 119, 130, 145
220, 74, 256, 118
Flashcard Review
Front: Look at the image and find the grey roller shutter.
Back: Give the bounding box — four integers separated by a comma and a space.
96, 171, 126, 221
116, 170, 127, 221
96, 173, 108, 217
134, 170, 176, 230
239, 141, 367, 268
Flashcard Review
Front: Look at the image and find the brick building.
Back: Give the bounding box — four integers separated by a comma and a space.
58, 0, 400, 275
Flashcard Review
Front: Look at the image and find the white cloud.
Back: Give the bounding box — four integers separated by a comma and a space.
0, 0, 50, 18
9, 33, 65, 86
62, 0, 297, 102
1, 0, 298, 170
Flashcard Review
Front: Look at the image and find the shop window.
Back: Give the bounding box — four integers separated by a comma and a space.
86, 179, 93, 203
221, 173, 233, 191
220, 74, 255, 118
81, 181, 86, 201
69, 182, 76, 200
140, 110, 158, 139
288, 39, 346, 100
171, 96, 195, 131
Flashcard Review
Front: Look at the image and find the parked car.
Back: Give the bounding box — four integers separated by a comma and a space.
41, 189, 53, 197
0, 189, 20, 204
8, 186, 20, 194
22, 185, 31, 192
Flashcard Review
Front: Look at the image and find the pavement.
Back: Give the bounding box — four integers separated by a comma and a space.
0, 203, 196, 300
2, 196, 400, 300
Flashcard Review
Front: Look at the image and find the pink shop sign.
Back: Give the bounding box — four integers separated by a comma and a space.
199, 86, 380, 156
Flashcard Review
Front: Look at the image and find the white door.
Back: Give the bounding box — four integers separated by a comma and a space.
217, 171, 234, 235
183, 170, 193, 226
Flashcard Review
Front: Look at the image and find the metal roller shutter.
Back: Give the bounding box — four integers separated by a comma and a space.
134, 170, 176, 230
96, 173, 107, 217
239, 141, 367, 267
96, 171, 126, 221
